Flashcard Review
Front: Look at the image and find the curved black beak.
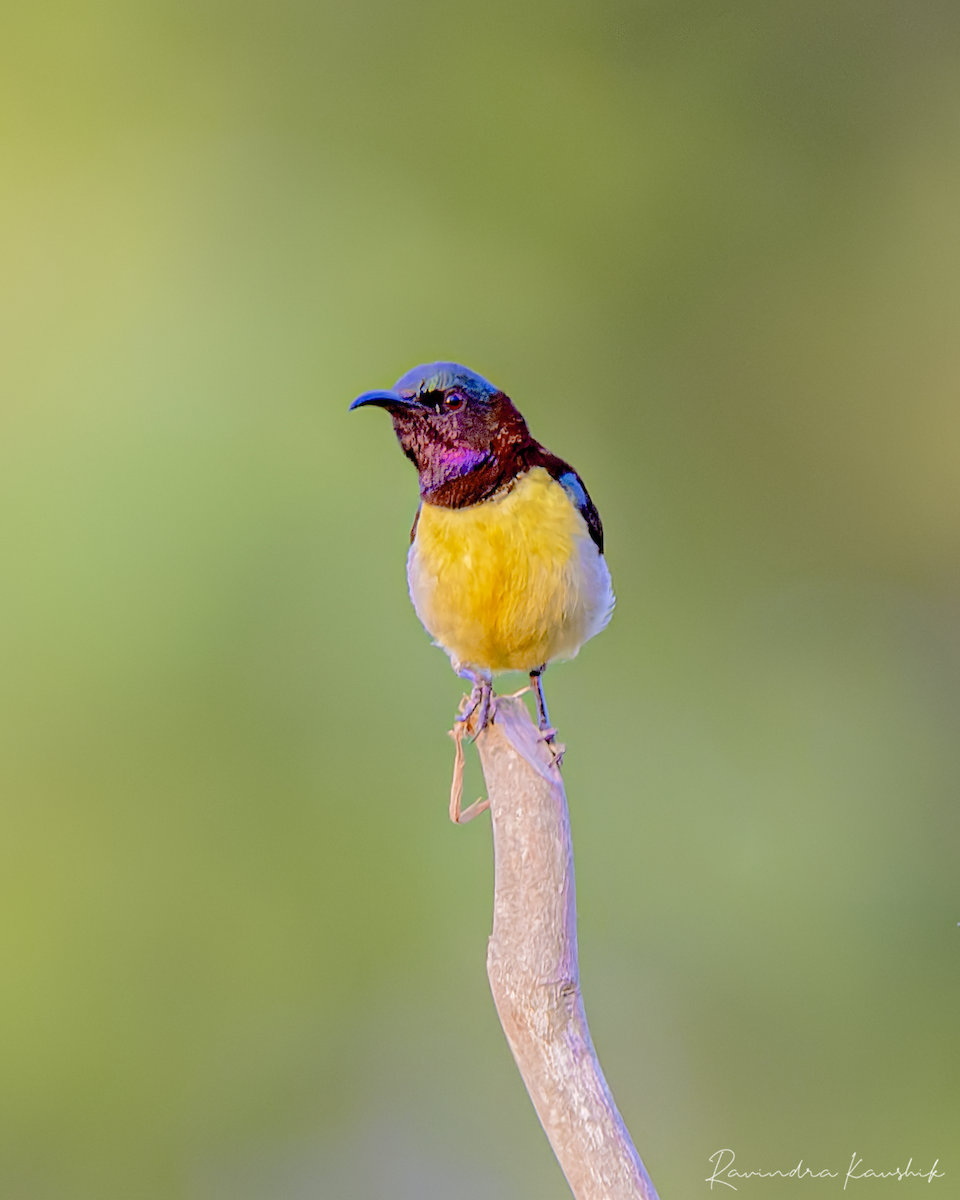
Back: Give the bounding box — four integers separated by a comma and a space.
349, 389, 422, 412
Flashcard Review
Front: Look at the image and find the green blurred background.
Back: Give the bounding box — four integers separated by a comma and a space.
1, 0, 958, 1196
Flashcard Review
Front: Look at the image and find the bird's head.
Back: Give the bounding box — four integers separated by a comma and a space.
350, 363, 531, 506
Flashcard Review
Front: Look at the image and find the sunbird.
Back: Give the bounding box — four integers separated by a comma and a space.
350, 363, 614, 741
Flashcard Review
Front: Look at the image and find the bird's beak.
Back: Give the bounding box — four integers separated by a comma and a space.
349, 389, 423, 412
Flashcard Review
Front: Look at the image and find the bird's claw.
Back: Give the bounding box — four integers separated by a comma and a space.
529, 667, 564, 764
455, 668, 495, 739
538, 729, 566, 767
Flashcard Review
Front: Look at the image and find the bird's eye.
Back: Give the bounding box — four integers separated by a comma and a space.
443, 392, 466, 412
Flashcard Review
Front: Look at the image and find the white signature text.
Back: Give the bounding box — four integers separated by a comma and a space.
706, 1149, 944, 1191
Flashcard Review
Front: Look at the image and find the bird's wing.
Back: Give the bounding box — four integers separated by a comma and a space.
555, 468, 604, 554
527, 447, 604, 553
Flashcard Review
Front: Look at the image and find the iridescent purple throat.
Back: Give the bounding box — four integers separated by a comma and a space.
419, 445, 493, 499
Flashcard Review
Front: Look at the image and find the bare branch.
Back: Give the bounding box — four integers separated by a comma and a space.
448, 718, 490, 824
474, 694, 659, 1200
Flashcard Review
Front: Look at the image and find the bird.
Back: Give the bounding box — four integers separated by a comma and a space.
349, 362, 614, 743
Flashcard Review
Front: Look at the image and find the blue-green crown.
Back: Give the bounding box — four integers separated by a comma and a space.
393, 362, 499, 402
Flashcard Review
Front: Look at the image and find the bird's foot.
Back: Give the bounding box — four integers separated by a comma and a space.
538, 729, 566, 767
455, 666, 495, 740
530, 667, 564, 765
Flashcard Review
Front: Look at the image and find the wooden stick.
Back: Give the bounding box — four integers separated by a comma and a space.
473, 694, 659, 1200
448, 718, 490, 824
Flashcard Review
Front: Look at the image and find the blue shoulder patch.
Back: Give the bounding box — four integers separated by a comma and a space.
534, 455, 604, 552
558, 470, 588, 514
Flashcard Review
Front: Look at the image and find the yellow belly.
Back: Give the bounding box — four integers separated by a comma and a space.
406, 466, 612, 673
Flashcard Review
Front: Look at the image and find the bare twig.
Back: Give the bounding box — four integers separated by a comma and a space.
448, 716, 490, 824
471, 693, 659, 1200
